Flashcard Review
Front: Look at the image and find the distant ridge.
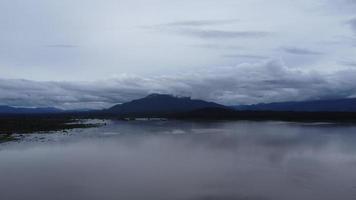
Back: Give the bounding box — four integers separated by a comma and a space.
106, 93, 228, 116
233, 98, 356, 112
0, 106, 62, 114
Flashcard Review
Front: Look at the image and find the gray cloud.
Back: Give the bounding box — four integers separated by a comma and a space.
324, 0, 356, 14
45, 44, 79, 48
348, 18, 356, 33
0, 77, 153, 110
0, 0, 353, 81
223, 54, 268, 60
282, 47, 323, 55
176, 29, 271, 39
340, 60, 356, 67
0, 0, 355, 107
148, 20, 270, 40
1, 60, 356, 109
156, 19, 239, 27
190, 44, 243, 50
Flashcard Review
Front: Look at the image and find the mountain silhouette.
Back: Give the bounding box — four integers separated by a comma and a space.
0, 106, 62, 114
233, 98, 356, 112
107, 94, 227, 116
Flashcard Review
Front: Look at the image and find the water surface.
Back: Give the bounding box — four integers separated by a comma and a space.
1, 120, 356, 200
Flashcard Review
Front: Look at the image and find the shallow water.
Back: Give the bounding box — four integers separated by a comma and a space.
1, 120, 356, 200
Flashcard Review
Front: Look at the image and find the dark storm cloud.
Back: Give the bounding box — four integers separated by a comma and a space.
156, 19, 239, 27
282, 47, 323, 55
1, 60, 356, 109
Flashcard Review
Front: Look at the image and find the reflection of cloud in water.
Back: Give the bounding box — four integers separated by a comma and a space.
1, 121, 356, 200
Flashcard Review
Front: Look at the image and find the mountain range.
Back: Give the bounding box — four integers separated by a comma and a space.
0, 106, 62, 114
1, 95, 356, 115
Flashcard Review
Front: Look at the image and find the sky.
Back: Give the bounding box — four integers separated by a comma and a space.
0, 0, 356, 109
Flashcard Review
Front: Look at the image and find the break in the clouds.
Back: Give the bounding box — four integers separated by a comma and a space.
0, 0, 356, 107
2, 60, 356, 109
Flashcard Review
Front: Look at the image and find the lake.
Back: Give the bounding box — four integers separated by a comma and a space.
1, 120, 356, 200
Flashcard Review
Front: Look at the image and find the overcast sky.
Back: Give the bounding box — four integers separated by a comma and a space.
0, 0, 356, 109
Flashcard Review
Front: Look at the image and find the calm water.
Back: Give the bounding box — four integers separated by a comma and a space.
1, 120, 356, 200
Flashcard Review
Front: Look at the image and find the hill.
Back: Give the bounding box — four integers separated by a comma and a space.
0, 106, 62, 114
106, 94, 228, 117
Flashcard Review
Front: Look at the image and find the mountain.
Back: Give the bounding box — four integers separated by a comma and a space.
0, 106, 62, 114
233, 98, 356, 112
106, 94, 228, 116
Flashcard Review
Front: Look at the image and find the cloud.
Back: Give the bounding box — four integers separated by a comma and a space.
282, 47, 323, 55
348, 18, 356, 33
155, 19, 239, 27
177, 29, 270, 39
189, 44, 243, 50
340, 60, 356, 67
0, 76, 155, 110
223, 54, 268, 60
45, 44, 79, 48
1, 0, 353, 81
1, 60, 356, 109
147, 19, 271, 40
324, 0, 356, 14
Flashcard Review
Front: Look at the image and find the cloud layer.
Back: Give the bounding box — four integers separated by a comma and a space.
2, 60, 356, 109
155, 19, 240, 27
349, 18, 356, 33
0, 0, 355, 81
150, 19, 271, 40
176, 29, 271, 39
0, 0, 356, 108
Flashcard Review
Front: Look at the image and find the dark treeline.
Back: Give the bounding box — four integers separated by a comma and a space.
0, 113, 103, 136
